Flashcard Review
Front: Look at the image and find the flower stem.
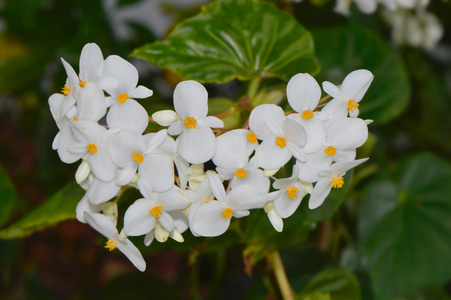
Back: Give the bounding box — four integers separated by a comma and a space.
267, 251, 294, 300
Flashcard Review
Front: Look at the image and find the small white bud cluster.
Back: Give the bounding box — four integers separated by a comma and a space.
49, 43, 373, 271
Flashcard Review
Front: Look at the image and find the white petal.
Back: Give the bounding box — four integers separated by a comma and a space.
77, 83, 107, 121
267, 209, 283, 232
296, 151, 333, 183
84, 212, 117, 238
109, 129, 146, 168
116, 164, 138, 186
322, 81, 346, 101
100, 55, 138, 95
87, 177, 121, 204
212, 130, 248, 169
123, 198, 156, 236
308, 178, 333, 209
177, 125, 216, 164
76, 194, 102, 223
116, 238, 146, 272
168, 120, 184, 136
341, 69, 374, 102
256, 138, 292, 170
107, 99, 149, 134
199, 116, 224, 129
286, 73, 321, 112
274, 183, 304, 218
157, 186, 190, 211
191, 201, 230, 237
249, 104, 285, 139
297, 117, 326, 153
208, 174, 227, 203
139, 153, 174, 192
227, 185, 267, 210
327, 118, 368, 150
79, 43, 103, 81
321, 98, 348, 119
88, 144, 117, 182
282, 118, 307, 148
173, 80, 208, 119
129, 85, 153, 99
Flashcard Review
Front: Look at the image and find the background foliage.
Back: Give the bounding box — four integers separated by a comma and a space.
1, 0, 451, 299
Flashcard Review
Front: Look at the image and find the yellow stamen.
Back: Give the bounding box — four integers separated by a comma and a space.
79, 80, 87, 88
117, 93, 129, 103
234, 168, 247, 179
287, 186, 300, 199
149, 206, 163, 218
62, 84, 71, 95
275, 136, 286, 148
301, 110, 314, 120
247, 132, 257, 144
133, 152, 144, 164
205, 198, 214, 203
73, 115, 78, 121
87, 144, 98, 154
324, 146, 336, 156
347, 99, 359, 111
105, 239, 117, 251
331, 177, 344, 188
221, 208, 234, 220
183, 116, 197, 129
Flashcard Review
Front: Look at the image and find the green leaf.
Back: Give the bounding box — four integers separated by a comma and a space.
358, 153, 451, 300
133, 0, 320, 83
313, 23, 410, 124
0, 165, 16, 227
298, 171, 354, 222
297, 268, 361, 300
0, 181, 84, 239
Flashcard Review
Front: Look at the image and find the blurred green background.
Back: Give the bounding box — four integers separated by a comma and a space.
1, 0, 451, 299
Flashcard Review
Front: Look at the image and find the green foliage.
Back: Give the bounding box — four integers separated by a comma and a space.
0, 165, 16, 227
313, 23, 410, 124
297, 268, 361, 300
359, 153, 451, 300
133, 0, 320, 83
0, 182, 83, 239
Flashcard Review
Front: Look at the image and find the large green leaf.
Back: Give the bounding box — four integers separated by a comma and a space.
0, 181, 84, 239
297, 268, 361, 300
0, 166, 16, 227
313, 23, 410, 124
133, 0, 320, 83
358, 153, 451, 300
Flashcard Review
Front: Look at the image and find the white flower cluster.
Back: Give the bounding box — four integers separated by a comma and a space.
335, 0, 443, 49
49, 43, 372, 271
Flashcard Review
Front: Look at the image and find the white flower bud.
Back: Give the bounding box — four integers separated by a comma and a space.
103, 201, 118, 226
152, 110, 179, 126
75, 160, 91, 184
263, 168, 279, 177
169, 229, 184, 243
154, 223, 169, 243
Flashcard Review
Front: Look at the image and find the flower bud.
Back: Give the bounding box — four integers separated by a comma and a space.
152, 110, 178, 126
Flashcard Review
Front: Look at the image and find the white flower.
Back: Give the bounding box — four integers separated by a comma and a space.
213, 129, 269, 192
309, 158, 368, 209
190, 174, 267, 237
168, 80, 224, 164
100, 55, 153, 133
322, 70, 374, 119
108, 129, 174, 191
123, 180, 189, 239
84, 212, 146, 272
250, 104, 307, 170
286, 73, 328, 153
269, 165, 312, 218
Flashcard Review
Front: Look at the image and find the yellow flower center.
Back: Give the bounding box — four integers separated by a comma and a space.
324, 146, 337, 156
205, 198, 214, 203
87, 143, 98, 154
79, 80, 87, 88
234, 168, 247, 179
62, 84, 71, 95
221, 208, 234, 220
287, 186, 300, 199
347, 99, 359, 111
73, 115, 78, 121
301, 110, 314, 120
105, 239, 117, 251
133, 152, 144, 164
331, 177, 344, 188
117, 93, 129, 103
149, 206, 163, 218
183, 116, 197, 129
247, 132, 257, 144
275, 136, 286, 148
